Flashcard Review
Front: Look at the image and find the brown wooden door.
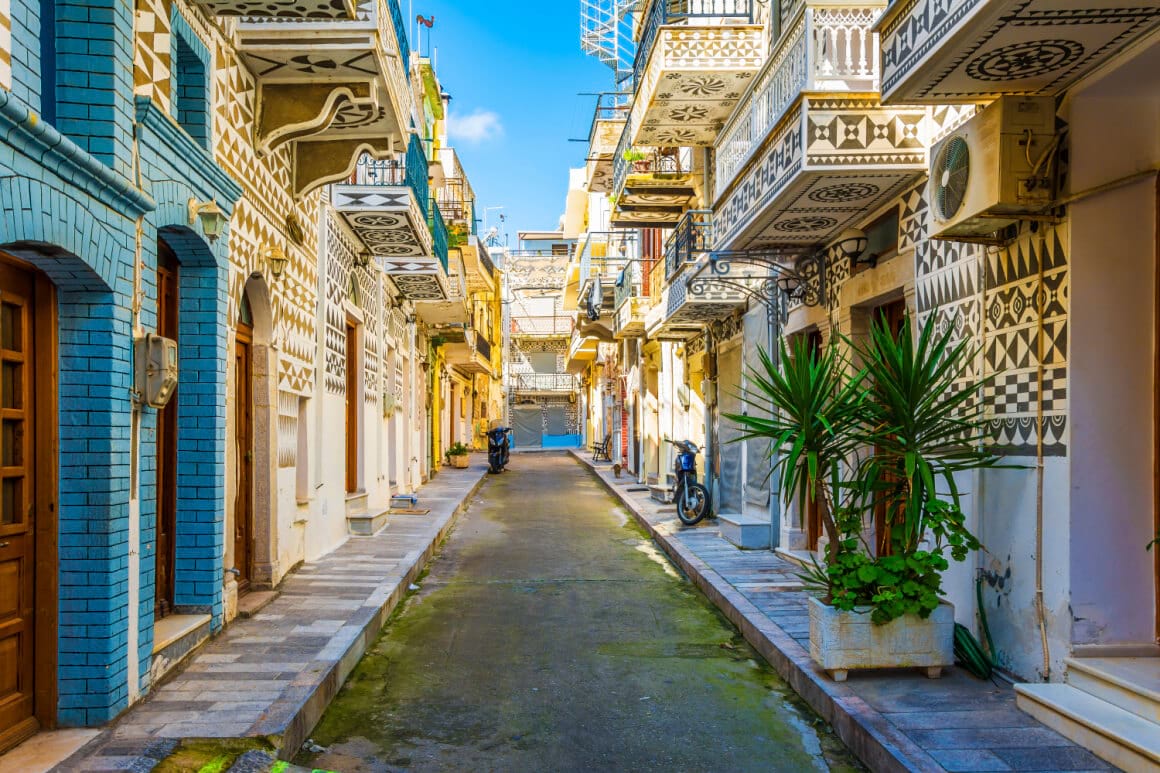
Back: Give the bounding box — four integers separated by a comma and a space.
345, 322, 358, 493
234, 324, 253, 594
0, 261, 40, 750
873, 299, 907, 556
155, 243, 179, 618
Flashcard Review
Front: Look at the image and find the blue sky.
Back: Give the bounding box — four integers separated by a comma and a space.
407, 1, 613, 240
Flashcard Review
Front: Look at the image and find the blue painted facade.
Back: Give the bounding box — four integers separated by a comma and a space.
1, 0, 238, 727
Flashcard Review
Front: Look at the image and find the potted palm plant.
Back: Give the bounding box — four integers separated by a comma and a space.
730, 316, 999, 681
445, 442, 471, 469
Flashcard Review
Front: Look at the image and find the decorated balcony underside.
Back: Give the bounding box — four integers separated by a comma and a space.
713, 97, 926, 250
631, 25, 765, 146
587, 118, 627, 193
191, 0, 357, 18
644, 264, 759, 337
878, 0, 1160, 104
236, 4, 411, 195
333, 185, 449, 301
611, 173, 699, 227
614, 296, 647, 339
445, 340, 492, 375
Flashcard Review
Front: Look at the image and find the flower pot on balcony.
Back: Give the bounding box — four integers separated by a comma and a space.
632, 160, 651, 173
808, 597, 955, 682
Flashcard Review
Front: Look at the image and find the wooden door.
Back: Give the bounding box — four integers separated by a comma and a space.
345, 323, 358, 493
873, 299, 907, 556
0, 260, 46, 751
155, 243, 179, 618
233, 323, 253, 594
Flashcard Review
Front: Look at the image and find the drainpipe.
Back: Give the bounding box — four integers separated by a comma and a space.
1033, 224, 1052, 681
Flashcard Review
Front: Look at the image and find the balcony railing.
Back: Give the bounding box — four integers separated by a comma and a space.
665, 210, 712, 279
614, 264, 641, 309
386, 0, 410, 78
428, 202, 449, 273
634, 0, 756, 89
714, 2, 882, 193
612, 118, 691, 201
475, 332, 492, 362
579, 230, 639, 291
589, 91, 632, 145
436, 178, 475, 230
513, 373, 580, 393
511, 315, 574, 338
351, 134, 430, 218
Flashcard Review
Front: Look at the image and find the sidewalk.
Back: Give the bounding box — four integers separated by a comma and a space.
572, 452, 1113, 773
56, 463, 489, 772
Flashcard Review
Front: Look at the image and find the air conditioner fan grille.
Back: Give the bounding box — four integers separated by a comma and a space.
935, 136, 970, 222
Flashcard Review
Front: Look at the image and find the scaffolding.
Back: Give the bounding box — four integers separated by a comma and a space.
580, 0, 638, 85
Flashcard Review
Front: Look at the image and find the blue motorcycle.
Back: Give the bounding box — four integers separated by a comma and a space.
487, 427, 513, 474
667, 439, 709, 525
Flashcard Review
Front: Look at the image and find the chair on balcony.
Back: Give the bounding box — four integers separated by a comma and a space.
592, 433, 613, 462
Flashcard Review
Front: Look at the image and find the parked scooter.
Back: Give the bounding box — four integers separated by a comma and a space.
665, 438, 709, 525
487, 426, 513, 474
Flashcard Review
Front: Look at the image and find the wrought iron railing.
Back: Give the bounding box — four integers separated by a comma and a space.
353, 156, 405, 186
428, 202, 449, 273
612, 120, 688, 199
714, 2, 882, 194
386, 0, 410, 79
588, 91, 632, 147
513, 373, 580, 393
436, 178, 475, 230
407, 134, 430, 218
633, 0, 756, 89
579, 230, 639, 291
475, 332, 492, 362
614, 263, 641, 309
665, 210, 712, 279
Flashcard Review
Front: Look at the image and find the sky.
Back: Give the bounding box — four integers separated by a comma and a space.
405, 1, 614, 242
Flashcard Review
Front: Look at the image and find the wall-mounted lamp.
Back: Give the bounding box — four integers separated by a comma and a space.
775, 274, 802, 298
835, 228, 873, 272
355, 249, 372, 270
262, 245, 289, 278
188, 198, 229, 243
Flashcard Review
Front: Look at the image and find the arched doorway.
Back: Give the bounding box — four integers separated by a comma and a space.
234, 291, 255, 594
0, 253, 57, 752
154, 239, 179, 617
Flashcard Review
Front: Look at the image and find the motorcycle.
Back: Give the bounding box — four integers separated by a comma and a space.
666, 438, 709, 525
487, 427, 513, 474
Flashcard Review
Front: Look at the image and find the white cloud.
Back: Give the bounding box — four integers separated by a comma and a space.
446, 109, 505, 144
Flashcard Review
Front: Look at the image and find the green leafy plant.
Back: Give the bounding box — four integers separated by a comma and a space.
446, 442, 471, 457
622, 148, 647, 162
729, 315, 1002, 624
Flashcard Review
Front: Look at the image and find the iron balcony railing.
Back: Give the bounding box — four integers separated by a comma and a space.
386, 0, 410, 79
665, 209, 712, 279
588, 91, 632, 147
633, 0, 756, 89
351, 134, 430, 220
475, 332, 492, 362
428, 201, 449, 273
513, 373, 580, 393
578, 230, 639, 290
612, 121, 690, 202
614, 263, 641, 309
436, 178, 475, 231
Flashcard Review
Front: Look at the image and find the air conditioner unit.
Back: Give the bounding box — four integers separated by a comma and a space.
929, 96, 1057, 240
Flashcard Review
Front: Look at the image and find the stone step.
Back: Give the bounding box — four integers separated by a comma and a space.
150, 613, 211, 685
1016, 683, 1160, 773
649, 485, 673, 504
717, 512, 771, 549
347, 508, 389, 536
1066, 657, 1160, 725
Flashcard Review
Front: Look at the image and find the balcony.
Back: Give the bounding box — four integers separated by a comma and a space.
629, 0, 765, 147
444, 326, 493, 375
613, 265, 647, 339
586, 93, 631, 194
610, 125, 699, 227
877, 1, 1160, 105
645, 211, 753, 336
512, 373, 580, 395
567, 327, 601, 372
712, 1, 927, 251
511, 315, 574, 339
578, 230, 639, 317
334, 136, 450, 301
226, 0, 412, 196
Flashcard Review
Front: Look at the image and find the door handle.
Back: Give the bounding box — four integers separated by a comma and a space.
0, 542, 9, 548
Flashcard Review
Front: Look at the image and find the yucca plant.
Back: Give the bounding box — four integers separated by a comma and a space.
730, 315, 1001, 623
726, 336, 867, 579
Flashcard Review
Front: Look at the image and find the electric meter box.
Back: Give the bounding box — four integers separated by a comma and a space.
135, 333, 179, 408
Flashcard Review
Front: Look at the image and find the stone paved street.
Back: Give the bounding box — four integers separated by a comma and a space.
575, 454, 1117, 773
54, 465, 489, 772
297, 453, 862, 773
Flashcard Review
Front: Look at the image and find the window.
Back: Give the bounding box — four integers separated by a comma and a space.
39, 0, 56, 123
173, 33, 208, 148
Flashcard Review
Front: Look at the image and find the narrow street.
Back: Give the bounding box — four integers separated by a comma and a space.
296, 454, 861, 773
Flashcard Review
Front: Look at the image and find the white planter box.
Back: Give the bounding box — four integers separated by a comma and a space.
808, 596, 955, 682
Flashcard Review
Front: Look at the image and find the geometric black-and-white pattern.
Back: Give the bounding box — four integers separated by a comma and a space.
197, 0, 354, 19
878, 0, 1160, 101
